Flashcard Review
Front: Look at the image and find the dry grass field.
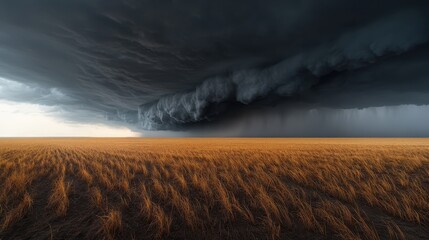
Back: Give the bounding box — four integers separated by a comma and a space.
0, 138, 428, 240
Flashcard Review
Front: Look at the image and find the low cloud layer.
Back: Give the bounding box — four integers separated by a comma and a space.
1, 1, 429, 134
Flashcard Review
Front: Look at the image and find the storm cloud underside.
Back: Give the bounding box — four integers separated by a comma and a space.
1, 1, 429, 134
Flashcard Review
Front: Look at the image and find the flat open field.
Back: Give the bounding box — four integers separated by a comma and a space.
0, 138, 428, 240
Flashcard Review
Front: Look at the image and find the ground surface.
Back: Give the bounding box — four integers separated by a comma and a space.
0, 138, 428, 240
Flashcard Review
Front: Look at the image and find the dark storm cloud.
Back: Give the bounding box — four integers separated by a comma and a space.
0, 0, 429, 131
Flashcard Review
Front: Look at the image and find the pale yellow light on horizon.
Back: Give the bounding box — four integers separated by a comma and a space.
0, 100, 140, 137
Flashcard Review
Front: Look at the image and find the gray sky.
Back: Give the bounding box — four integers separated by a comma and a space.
0, 0, 429, 137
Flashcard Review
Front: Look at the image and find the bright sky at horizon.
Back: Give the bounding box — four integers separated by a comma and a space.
0, 100, 140, 137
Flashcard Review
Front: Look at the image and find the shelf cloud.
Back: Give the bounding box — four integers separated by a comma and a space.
1, 1, 429, 134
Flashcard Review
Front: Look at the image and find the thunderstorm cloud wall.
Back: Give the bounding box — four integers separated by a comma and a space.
1, 0, 429, 136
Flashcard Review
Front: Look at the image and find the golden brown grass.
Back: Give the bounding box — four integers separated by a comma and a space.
99, 209, 123, 239
48, 177, 71, 216
0, 138, 428, 239
1, 192, 32, 231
